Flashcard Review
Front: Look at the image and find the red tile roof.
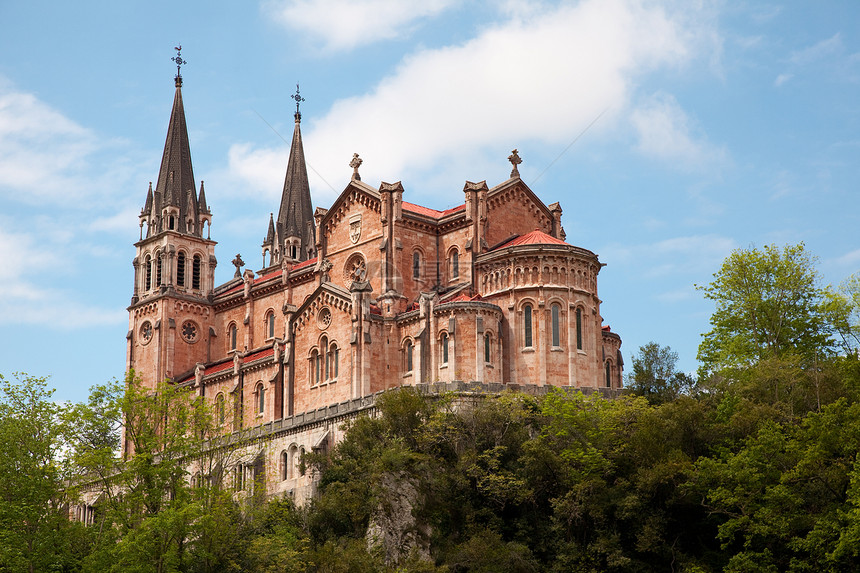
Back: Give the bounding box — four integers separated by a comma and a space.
445, 293, 483, 303
291, 257, 317, 271
221, 268, 284, 296
244, 347, 275, 363
205, 359, 234, 376
179, 346, 278, 382
221, 258, 317, 297
402, 201, 465, 219
494, 229, 569, 250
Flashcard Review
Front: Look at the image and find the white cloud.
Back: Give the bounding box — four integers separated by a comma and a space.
600, 234, 736, 279
790, 33, 843, 66
631, 92, 725, 169
0, 227, 124, 329
0, 79, 143, 207
834, 248, 860, 268
264, 0, 457, 52
774, 73, 793, 87
235, 0, 717, 203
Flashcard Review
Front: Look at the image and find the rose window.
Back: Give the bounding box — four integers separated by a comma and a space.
343, 253, 367, 286
317, 307, 332, 330
140, 321, 153, 344
181, 320, 198, 343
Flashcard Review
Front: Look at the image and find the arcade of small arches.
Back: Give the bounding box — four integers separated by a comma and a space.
137, 248, 207, 294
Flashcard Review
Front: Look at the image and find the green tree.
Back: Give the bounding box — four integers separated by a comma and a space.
0, 373, 81, 573
826, 272, 860, 352
697, 243, 835, 376
68, 372, 232, 573
627, 342, 688, 404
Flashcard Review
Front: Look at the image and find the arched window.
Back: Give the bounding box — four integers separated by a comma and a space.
281, 450, 288, 481
299, 447, 306, 476
450, 249, 459, 279
320, 336, 329, 380
234, 466, 244, 491
405, 340, 414, 372
576, 307, 583, 350
168, 215, 175, 230
523, 304, 533, 348
228, 323, 237, 352
266, 311, 275, 339
551, 303, 561, 347
288, 444, 299, 479
605, 361, 612, 387
256, 382, 264, 414
441, 333, 449, 364
156, 253, 162, 286
176, 252, 186, 287
329, 343, 339, 379
413, 251, 421, 279
144, 255, 152, 290
215, 393, 225, 425
192, 255, 202, 290
309, 350, 319, 386
484, 333, 491, 363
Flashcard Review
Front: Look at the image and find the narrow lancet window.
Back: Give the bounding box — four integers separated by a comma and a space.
523, 305, 533, 348
551, 304, 560, 347
177, 252, 186, 287
257, 383, 264, 414
576, 308, 583, 350
192, 255, 201, 290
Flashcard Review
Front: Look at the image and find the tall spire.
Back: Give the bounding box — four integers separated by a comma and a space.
144, 46, 203, 237
266, 85, 315, 263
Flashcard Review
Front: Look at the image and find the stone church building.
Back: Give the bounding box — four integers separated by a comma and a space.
125, 69, 623, 499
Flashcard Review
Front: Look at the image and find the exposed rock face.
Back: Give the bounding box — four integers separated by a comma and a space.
366, 472, 431, 566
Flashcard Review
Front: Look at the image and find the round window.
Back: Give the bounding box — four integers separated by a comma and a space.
181, 320, 199, 343
140, 321, 153, 345
317, 307, 332, 330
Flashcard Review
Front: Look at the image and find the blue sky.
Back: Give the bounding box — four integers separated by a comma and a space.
1, 0, 858, 402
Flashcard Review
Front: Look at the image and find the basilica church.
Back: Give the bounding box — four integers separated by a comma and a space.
125, 65, 623, 498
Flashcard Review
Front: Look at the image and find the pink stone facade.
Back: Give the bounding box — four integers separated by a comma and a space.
128, 175, 624, 426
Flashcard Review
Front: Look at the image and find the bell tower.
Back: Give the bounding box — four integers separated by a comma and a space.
261, 85, 315, 268
127, 48, 217, 390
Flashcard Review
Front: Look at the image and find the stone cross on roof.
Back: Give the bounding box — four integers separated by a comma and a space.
232, 253, 245, 278
349, 153, 363, 181
508, 149, 522, 178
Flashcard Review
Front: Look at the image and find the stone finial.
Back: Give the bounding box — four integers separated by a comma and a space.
350, 153, 363, 181
232, 253, 245, 278
319, 258, 333, 284
508, 149, 522, 178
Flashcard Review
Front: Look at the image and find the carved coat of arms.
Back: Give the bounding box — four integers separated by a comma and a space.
349, 216, 361, 244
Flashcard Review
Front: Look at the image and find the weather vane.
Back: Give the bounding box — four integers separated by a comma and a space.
172, 45, 186, 86
291, 84, 305, 117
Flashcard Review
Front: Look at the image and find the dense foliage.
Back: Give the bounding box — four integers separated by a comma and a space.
3, 366, 860, 572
